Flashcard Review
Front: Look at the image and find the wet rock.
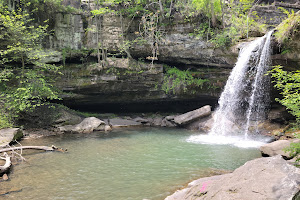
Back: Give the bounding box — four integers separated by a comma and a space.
267, 106, 294, 124
2, 174, 8, 181
104, 125, 112, 132
260, 139, 300, 159
174, 105, 211, 125
58, 117, 106, 133
152, 118, 163, 126
165, 115, 176, 121
198, 116, 214, 132
185, 115, 214, 132
106, 118, 142, 128
133, 117, 149, 124
165, 156, 300, 200
0, 128, 23, 148
256, 121, 284, 135
161, 118, 177, 127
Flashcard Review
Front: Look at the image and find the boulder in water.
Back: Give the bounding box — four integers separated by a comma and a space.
260, 139, 300, 159
174, 105, 211, 125
58, 117, 106, 133
165, 156, 300, 200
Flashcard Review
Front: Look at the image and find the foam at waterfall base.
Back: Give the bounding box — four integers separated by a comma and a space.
186, 134, 269, 148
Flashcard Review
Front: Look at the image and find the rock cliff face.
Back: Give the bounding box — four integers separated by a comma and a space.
43, 1, 300, 112
57, 59, 224, 112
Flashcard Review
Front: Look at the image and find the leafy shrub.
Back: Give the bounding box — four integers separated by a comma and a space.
269, 65, 300, 124
285, 133, 300, 166
162, 66, 208, 94
274, 9, 300, 44
0, 112, 13, 129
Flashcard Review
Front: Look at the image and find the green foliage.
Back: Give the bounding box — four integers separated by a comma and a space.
0, 112, 13, 129
162, 66, 208, 94
274, 9, 300, 44
91, 7, 113, 16
285, 133, 300, 165
269, 64, 300, 166
0, 5, 61, 123
269, 65, 300, 124
239, 0, 255, 12
192, 0, 221, 18
191, 0, 266, 48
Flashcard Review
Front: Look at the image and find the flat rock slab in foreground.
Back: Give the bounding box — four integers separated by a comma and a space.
165, 155, 300, 200
0, 128, 23, 148
174, 105, 211, 125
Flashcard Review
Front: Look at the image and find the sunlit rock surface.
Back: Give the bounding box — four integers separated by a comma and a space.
165, 155, 300, 200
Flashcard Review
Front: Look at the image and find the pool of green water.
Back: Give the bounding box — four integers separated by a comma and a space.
1, 128, 261, 200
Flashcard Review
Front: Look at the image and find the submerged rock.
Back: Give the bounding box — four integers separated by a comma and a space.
165, 156, 300, 200
0, 128, 23, 148
174, 105, 211, 125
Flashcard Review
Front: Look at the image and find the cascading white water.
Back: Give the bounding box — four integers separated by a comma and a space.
210, 30, 273, 137
243, 31, 273, 137
187, 31, 273, 148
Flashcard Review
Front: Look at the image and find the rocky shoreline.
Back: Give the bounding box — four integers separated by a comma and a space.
1, 105, 299, 199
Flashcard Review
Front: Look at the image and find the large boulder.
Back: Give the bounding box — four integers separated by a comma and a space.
260, 139, 300, 159
185, 115, 214, 132
0, 128, 23, 148
58, 117, 106, 133
174, 105, 211, 125
17, 104, 83, 129
165, 156, 300, 200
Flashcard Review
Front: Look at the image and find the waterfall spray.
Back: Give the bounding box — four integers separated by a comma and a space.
210, 31, 273, 137
187, 31, 273, 148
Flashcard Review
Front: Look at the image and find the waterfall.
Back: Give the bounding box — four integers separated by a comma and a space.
187, 31, 273, 148
209, 31, 273, 137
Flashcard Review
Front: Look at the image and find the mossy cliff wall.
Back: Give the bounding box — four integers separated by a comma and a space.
39, 0, 300, 112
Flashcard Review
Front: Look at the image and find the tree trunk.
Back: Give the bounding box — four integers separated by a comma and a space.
220, 0, 225, 28
120, 13, 132, 59
211, 2, 217, 27
96, 16, 101, 64
100, 17, 106, 66
169, 0, 173, 16
0, 153, 11, 175
158, 0, 164, 19
0, 145, 64, 153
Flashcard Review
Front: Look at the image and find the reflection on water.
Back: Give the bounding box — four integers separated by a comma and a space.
1, 128, 261, 200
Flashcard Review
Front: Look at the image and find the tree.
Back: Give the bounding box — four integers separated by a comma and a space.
0, 4, 61, 125
192, 0, 221, 27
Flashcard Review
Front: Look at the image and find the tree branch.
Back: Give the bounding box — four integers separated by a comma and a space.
0, 145, 65, 153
